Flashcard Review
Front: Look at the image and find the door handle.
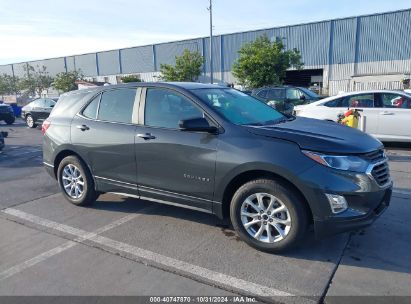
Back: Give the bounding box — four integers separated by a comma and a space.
137, 133, 156, 140
381, 111, 394, 115
76, 124, 90, 131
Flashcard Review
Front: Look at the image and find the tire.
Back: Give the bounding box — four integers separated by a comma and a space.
230, 179, 309, 253
5, 117, 15, 125
57, 155, 99, 206
26, 115, 36, 128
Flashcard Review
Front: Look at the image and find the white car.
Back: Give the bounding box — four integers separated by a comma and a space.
294, 90, 411, 142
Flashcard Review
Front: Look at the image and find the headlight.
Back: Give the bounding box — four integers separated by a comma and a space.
302, 150, 369, 172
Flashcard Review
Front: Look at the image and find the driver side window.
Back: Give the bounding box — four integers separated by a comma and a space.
145, 88, 203, 129
286, 88, 302, 100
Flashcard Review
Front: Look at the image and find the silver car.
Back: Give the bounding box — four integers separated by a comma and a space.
294, 90, 411, 142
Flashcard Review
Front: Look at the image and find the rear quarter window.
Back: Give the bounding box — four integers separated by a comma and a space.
324, 98, 342, 107
49, 91, 93, 118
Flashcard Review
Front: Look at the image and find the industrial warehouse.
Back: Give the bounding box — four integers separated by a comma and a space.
1, 8, 411, 96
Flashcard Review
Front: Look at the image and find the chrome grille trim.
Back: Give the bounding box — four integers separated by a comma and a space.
366, 159, 391, 188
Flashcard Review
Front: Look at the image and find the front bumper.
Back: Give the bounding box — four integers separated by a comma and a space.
0, 112, 14, 121
314, 187, 391, 238
296, 162, 392, 239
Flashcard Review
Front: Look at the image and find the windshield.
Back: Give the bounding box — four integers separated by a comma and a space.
299, 87, 320, 99
190, 88, 285, 126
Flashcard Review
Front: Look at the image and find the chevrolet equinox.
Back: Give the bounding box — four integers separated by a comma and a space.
43, 83, 392, 252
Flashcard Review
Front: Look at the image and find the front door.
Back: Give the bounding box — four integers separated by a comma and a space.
377, 92, 411, 140
71, 88, 139, 194
135, 87, 218, 212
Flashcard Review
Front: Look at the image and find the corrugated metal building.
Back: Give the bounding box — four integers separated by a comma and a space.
1, 8, 410, 96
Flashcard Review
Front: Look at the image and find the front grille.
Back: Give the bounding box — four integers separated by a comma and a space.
362, 149, 391, 187
371, 161, 390, 187
362, 149, 386, 163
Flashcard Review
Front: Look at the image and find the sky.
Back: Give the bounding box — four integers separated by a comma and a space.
0, 0, 410, 65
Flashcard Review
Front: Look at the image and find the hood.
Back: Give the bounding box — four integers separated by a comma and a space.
245, 117, 383, 154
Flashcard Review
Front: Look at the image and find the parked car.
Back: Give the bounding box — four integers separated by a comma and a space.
0, 103, 16, 125
43, 83, 391, 253
252, 86, 321, 115
21, 98, 58, 128
294, 90, 411, 142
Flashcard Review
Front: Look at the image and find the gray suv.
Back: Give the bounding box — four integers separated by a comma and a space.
43, 83, 392, 252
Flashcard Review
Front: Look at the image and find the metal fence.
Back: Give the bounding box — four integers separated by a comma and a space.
0, 8, 410, 85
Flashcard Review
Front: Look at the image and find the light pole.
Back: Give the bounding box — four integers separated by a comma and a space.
208, 0, 214, 84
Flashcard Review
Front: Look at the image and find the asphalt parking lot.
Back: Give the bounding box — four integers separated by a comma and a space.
1, 120, 410, 303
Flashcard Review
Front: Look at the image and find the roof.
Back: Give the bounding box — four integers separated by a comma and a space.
62, 82, 226, 96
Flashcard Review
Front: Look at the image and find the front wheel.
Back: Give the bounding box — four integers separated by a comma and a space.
26, 115, 36, 128
230, 179, 309, 253
57, 155, 99, 206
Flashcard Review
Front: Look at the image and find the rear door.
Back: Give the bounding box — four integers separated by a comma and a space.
71, 88, 139, 194
39, 98, 56, 121
376, 92, 411, 140
134, 87, 218, 212
30, 99, 45, 121
339, 93, 380, 134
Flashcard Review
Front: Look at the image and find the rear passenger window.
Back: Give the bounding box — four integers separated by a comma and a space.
97, 89, 136, 123
32, 99, 45, 107
82, 95, 100, 119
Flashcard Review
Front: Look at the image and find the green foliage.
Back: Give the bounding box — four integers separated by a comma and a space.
160, 49, 204, 82
120, 75, 142, 83
53, 70, 83, 93
0, 74, 19, 97
19, 64, 54, 97
232, 35, 304, 89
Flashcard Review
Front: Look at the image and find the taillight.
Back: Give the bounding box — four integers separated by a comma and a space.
41, 120, 51, 135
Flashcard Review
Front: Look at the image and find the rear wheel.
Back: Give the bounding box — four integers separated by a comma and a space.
230, 179, 309, 253
26, 115, 36, 128
57, 155, 99, 206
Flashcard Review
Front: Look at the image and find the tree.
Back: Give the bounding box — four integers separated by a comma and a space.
0, 74, 19, 98
19, 64, 54, 97
120, 75, 142, 83
53, 70, 83, 93
160, 49, 204, 82
232, 35, 304, 89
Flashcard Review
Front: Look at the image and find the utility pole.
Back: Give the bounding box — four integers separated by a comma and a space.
208, 0, 214, 84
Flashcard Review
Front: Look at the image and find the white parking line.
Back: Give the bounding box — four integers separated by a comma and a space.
0, 211, 142, 281
1, 208, 294, 297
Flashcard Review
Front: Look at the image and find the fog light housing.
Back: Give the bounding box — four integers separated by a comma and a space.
325, 194, 348, 214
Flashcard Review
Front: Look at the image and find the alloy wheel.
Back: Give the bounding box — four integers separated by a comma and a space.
240, 193, 291, 243
61, 164, 85, 199
26, 116, 34, 128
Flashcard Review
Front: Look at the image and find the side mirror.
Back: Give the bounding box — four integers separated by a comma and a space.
179, 117, 218, 133
300, 95, 306, 100
50, 104, 55, 108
